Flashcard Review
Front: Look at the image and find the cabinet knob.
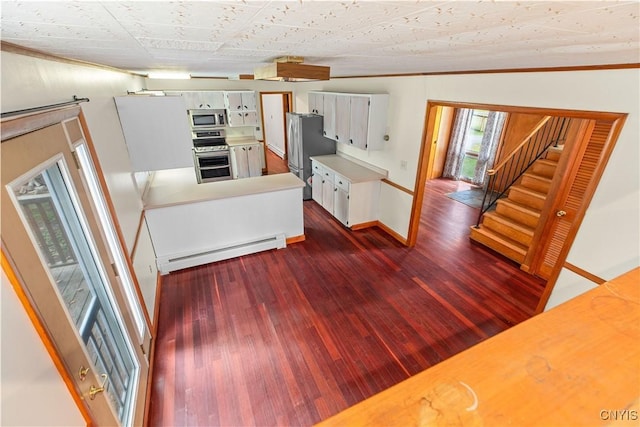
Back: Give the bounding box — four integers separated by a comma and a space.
334, 188, 337, 192
335, 135, 339, 140
349, 139, 353, 144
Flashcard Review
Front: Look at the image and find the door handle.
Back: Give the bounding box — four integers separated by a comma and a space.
89, 374, 109, 400
556, 210, 567, 217
79, 366, 90, 381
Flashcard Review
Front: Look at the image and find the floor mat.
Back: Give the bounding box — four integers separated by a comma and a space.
445, 188, 485, 209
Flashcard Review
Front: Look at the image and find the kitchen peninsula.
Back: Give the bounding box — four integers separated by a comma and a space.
143, 168, 305, 274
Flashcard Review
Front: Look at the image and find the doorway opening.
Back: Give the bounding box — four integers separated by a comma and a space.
411, 100, 627, 312
259, 91, 292, 175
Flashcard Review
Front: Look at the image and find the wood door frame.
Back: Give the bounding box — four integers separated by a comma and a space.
410, 100, 627, 311
259, 91, 293, 170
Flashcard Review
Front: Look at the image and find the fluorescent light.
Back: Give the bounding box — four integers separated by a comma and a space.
147, 72, 191, 80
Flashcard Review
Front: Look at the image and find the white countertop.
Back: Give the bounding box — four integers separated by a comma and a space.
310, 154, 387, 183
144, 168, 304, 209
225, 136, 261, 147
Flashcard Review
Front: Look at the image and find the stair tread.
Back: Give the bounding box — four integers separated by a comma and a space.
484, 211, 535, 235
470, 226, 528, 254
509, 184, 546, 199
536, 158, 558, 166
496, 198, 541, 216
523, 171, 552, 182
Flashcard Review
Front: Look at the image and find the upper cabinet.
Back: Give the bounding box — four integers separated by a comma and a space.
308, 92, 324, 115
164, 91, 225, 110
224, 91, 258, 127
309, 91, 389, 150
114, 96, 193, 172
321, 93, 337, 140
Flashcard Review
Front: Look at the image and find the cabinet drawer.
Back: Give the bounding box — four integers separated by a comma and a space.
320, 166, 333, 182
312, 161, 323, 175
334, 174, 350, 192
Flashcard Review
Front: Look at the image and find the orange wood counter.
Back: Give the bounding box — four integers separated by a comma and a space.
316, 268, 640, 426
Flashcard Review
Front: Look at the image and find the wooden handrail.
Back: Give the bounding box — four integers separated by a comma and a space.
489, 116, 551, 174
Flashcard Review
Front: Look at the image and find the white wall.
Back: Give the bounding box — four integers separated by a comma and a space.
1, 52, 145, 252
1, 270, 85, 426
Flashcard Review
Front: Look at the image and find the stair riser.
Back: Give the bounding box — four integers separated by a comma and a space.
496, 203, 540, 228
531, 162, 556, 178
508, 188, 546, 210
482, 216, 533, 246
522, 175, 551, 193
469, 228, 526, 264
546, 150, 562, 162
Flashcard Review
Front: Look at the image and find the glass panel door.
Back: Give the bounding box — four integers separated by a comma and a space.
2, 117, 148, 427
9, 160, 139, 426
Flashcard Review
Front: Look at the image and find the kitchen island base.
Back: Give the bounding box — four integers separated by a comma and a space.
144, 169, 305, 274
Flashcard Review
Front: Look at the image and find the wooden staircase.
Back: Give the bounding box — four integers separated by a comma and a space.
470, 147, 562, 264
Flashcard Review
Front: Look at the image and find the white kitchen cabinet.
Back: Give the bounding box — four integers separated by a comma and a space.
348, 95, 371, 149
308, 92, 389, 150
230, 142, 263, 179
311, 155, 386, 229
321, 93, 337, 140
311, 161, 334, 212
224, 91, 258, 127
309, 92, 324, 115
333, 174, 350, 226
335, 95, 351, 144
114, 96, 193, 172
165, 91, 225, 109
311, 163, 324, 204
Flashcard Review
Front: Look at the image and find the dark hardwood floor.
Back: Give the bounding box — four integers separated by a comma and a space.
147, 178, 546, 426
264, 147, 289, 175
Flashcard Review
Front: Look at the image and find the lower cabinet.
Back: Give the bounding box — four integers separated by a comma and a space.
230, 142, 264, 179
311, 159, 381, 228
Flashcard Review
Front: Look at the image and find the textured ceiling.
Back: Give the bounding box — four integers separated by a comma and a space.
1, 1, 639, 78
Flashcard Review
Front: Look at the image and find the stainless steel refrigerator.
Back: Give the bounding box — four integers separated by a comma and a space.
287, 113, 336, 200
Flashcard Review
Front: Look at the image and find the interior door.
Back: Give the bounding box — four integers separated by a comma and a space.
1, 116, 148, 426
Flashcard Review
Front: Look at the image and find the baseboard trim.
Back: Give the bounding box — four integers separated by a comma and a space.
375, 221, 409, 246
350, 221, 378, 231
286, 234, 306, 244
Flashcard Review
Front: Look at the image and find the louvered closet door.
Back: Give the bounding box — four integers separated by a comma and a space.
533, 119, 614, 279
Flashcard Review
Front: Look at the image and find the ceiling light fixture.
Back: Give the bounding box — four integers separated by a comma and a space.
254, 56, 330, 82
147, 71, 191, 80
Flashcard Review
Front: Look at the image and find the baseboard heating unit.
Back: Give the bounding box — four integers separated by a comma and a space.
157, 233, 286, 275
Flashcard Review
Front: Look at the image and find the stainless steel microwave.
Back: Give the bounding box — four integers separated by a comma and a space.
188, 109, 226, 129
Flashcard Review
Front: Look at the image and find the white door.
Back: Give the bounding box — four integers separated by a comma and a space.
335, 95, 351, 145
334, 187, 350, 226
349, 95, 371, 149
241, 91, 257, 110
322, 93, 337, 140
247, 144, 263, 177
1, 114, 148, 426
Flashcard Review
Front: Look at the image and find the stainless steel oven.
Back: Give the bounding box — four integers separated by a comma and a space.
192, 129, 232, 183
